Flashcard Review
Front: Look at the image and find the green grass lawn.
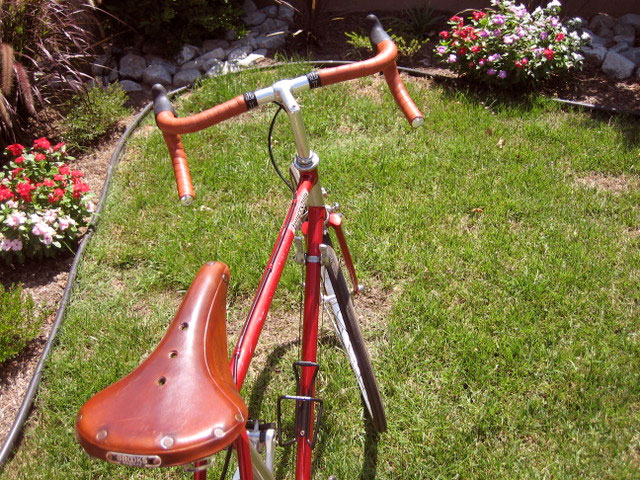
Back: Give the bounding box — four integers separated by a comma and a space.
2, 64, 639, 479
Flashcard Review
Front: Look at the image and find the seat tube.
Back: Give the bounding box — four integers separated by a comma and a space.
296, 202, 325, 480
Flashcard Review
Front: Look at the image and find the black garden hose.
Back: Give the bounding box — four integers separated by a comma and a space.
1, 59, 635, 469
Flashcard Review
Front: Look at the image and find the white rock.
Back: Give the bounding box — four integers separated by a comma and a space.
204, 60, 225, 77
173, 69, 200, 87
599, 27, 614, 39
237, 52, 266, 67
119, 53, 147, 81
260, 6, 278, 18
119, 79, 143, 92
589, 34, 609, 47
589, 14, 616, 34
621, 47, 640, 65
175, 45, 200, 65
142, 64, 172, 85
256, 18, 289, 34
257, 33, 287, 50
613, 34, 635, 45
610, 42, 630, 54
278, 4, 295, 22
619, 13, 640, 30
614, 22, 636, 37
200, 48, 226, 61
580, 44, 607, 66
145, 55, 177, 75
601, 50, 636, 80
227, 45, 253, 61
244, 11, 266, 26
243, 0, 257, 13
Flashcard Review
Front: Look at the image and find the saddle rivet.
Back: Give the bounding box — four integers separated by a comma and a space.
161, 436, 174, 449
96, 430, 108, 441
222, 274, 228, 284
235, 413, 244, 423
214, 428, 225, 438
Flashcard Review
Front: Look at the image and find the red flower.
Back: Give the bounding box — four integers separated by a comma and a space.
72, 182, 90, 198
15, 182, 35, 202
515, 61, 523, 68
457, 47, 468, 55
521, 58, 529, 65
471, 45, 481, 53
59, 164, 71, 175
54, 174, 65, 181
450, 15, 463, 24
6, 144, 24, 156
555, 33, 565, 41
11, 167, 24, 178
472, 10, 486, 21
48, 188, 65, 203
71, 170, 84, 178
14, 156, 24, 164
44, 179, 55, 187
35, 153, 46, 161
543, 48, 554, 60
33, 137, 51, 150
439, 31, 450, 39
52, 142, 65, 151
0, 186, 13, 201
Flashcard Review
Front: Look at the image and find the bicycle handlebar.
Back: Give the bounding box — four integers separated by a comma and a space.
152, 14, 424, 202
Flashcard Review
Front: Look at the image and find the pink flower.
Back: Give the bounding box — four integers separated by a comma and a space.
35, 153, 46, 161
448, 54, 458, 63
498, 70, 508, 79
10, 239, 23, 251
14, 156, 24, 164
5, 212, 26, 227
487, 68, 497, 76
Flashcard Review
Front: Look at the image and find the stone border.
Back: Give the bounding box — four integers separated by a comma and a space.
581, 13, 640, 80
91, 0, 294, 93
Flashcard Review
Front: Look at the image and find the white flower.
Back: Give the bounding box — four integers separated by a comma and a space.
6, 200, 18, 209
5, 211, 27, 227
547, 0, 561, 8
0, 238, 11, 251
41, 233, 53, 246
43, 209, 58, 224
10, 239, 22, 251
29, 213, 42, 224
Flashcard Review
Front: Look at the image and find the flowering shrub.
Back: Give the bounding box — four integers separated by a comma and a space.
434, 0, 590, 86
0, 138, 95, 263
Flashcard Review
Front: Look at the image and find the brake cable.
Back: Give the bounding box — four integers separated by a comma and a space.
268, 102, 295, 194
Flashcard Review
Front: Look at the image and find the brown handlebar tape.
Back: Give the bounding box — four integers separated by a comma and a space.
318, 39, 397, 87
318, 39, 423, 126
156, 95, 248, 135
162, 132, 195, 200
383, 62, 424, 126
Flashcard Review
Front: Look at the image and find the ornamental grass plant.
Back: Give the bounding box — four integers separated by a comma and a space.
435, 0, 590, 86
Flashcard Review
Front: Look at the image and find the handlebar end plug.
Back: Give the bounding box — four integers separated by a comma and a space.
411, 117, 425, 129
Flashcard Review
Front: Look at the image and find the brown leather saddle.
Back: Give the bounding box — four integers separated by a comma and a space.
76, 261, 247, 467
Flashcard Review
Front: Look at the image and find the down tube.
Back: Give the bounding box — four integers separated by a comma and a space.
230, 177, 314, 389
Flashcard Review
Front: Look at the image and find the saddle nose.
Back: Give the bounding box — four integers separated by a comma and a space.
76, 262, 247, 467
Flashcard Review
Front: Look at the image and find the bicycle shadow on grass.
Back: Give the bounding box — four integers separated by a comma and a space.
247, 334, 381, 480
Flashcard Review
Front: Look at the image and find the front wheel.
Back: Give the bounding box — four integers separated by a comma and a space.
321, 240, 387, 433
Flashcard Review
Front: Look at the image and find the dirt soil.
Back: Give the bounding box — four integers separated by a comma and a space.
1, 9, 639, 451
